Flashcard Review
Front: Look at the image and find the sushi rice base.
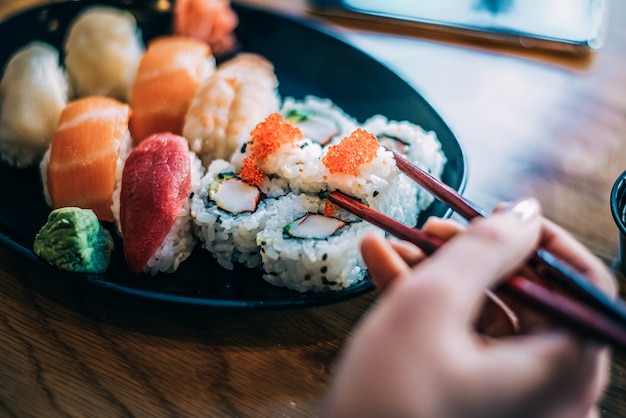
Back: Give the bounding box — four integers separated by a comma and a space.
142, 195, 196, 275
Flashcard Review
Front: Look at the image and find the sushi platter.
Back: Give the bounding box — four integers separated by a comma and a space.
0, 0, 466, 308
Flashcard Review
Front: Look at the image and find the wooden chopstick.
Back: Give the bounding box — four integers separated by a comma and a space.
328, 190, 626, 350
389, 148, 626, 327
499, 276, 626, 348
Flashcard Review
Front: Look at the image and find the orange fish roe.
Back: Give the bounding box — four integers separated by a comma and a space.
237, 113, 303, 186
322, 128, 379, 175
238, 156, 265, 187
323, 201, 336, 217
249, 113, 303, 162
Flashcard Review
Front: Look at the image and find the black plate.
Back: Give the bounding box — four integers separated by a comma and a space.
0, 0, 466, 309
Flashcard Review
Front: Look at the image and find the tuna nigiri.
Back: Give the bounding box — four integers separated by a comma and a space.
118, 133, 202, 275
41, 96, 131, 223
129, 36, 214, 144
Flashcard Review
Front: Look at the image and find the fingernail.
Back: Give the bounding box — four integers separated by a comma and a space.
502, 198, 540, 223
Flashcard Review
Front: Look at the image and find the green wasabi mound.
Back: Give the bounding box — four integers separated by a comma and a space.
33, 207, 114, 273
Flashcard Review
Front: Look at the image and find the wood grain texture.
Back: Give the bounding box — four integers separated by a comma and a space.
1, 0, 626, 416
0, 243, 374, 417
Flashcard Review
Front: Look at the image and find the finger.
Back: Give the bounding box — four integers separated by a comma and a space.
407, 198, 542, 327
586, 407, 600, 418
538, 218, 617, 297
387, 238, 426, 267
493, 202, 617, 297
421, 216, 465, 241
438, 195, 527, 339
361, 232, 411, 293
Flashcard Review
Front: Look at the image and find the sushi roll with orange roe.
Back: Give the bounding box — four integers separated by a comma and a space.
183, 53, 280, 166
190, 159, 282, 269
115, 133, 203, 275
252, 128, 417, 292
129, 36, 214, 144
40, 96, 132, 223
256, 192, 376, 293
230, 112, 326, 197
362, 114, 446, 210
321, 128, 420, 226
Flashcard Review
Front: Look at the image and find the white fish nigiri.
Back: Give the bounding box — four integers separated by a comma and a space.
0, 41, 69, 167
64, 6, 144, 102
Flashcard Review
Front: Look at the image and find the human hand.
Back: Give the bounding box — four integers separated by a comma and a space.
322, 198, 616, 418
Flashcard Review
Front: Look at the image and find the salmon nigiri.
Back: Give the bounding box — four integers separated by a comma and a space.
118, 133, 202, 275
129, 36, 214, 144
41, 96, 131, 223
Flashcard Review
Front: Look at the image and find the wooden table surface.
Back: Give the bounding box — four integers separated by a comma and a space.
1, 0, 626, 416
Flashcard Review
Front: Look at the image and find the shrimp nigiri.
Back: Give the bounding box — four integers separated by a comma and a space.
183, 53, 280, 166
129, 36, 214, 144
118, 133, 201, 275
42, 96, 131, 223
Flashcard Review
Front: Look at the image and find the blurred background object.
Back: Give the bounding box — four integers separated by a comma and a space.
309, 0, 610, 57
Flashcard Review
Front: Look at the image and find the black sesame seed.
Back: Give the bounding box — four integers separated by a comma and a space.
373, 191, 379, 197
240, 142, 247, 153
320, 266, 328, 274
322, 253, 328, 261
